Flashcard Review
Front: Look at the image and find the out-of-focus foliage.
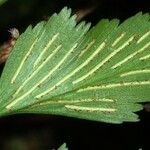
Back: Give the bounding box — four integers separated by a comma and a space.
0, 0, 6, 6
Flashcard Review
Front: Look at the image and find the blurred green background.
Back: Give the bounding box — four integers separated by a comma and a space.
0, 0, 150, 150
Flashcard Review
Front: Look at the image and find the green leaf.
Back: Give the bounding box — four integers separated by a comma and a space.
0, 0, 7, 6
57, 143, 68, 150
0, 7, 150, 123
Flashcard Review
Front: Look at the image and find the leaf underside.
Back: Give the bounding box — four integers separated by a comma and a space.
0, 7, 150, 123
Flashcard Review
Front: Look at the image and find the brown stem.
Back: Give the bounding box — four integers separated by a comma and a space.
0, 28, 19, 64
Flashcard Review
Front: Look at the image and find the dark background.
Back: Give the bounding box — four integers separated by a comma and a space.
0, 0, 150, 150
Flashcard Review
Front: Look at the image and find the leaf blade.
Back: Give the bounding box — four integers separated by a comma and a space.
0, 8, 150, 123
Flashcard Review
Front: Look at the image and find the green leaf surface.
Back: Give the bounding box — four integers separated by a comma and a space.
0, 7, 150, 123
57, 143, 68, 150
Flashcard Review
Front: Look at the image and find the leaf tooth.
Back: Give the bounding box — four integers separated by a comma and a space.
59, 7, 72, 20
75, 21, 91, 32
33, 21, 46, 35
